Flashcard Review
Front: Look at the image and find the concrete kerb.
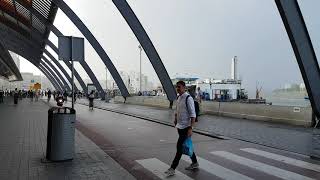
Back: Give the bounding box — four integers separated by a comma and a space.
42, 99, 314, 157
116, 96, 312, 127
74, 101, 313, 157
75, 101, 226, 140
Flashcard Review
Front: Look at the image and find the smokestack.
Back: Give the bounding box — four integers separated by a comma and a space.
231, 56, 238, 80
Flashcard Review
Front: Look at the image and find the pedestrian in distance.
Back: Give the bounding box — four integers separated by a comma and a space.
53, 91, 56, 100
196, 87, 203, 104
29, 90, 34, 102
35, 90, 40, 102
165, 81, 199, 177
18, 90, 22, 100
13, 88, 19, 105
0, 89, 4, 103
88, 90, 95, 110
47, 90, 52, 102
63, 91, 68, 103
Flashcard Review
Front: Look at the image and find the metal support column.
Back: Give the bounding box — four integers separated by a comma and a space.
40, 61, 64, 91
38, 65, 61, 91
42, 55, 71, 91
52, 0, 130, 98
275, 0, 320, 159
275, 0, 320, 118
46, 40, 87, 94
79, 61, 106, 99
40, 63, 63, 91
51, 26, 105, 99
112, 0, 177, 101
43, 49, 78, 91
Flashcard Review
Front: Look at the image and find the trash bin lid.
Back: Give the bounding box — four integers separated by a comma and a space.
49, 107, 76, 114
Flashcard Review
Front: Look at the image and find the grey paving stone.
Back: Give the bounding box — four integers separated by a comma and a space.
76, 98, 313, 155
0, 97, 136, 180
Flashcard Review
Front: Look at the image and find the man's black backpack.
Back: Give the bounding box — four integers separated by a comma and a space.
185, 95, 200, 122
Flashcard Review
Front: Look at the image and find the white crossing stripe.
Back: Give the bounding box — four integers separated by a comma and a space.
182, 156, 253, 180
211, 151, 315, 180
136, 158, 193, 180
241, 148, 320, 173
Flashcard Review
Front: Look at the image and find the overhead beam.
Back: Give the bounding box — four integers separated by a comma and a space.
15, 0, 50, 27
13, 0, 128, 97
275, 0, 320, 118
52, 0, 130, 98
45, 39, 87, 93
0, 0, 44, 41
38, 65, 60, 91
42, 55, 71, 91
112, 0, 176, 101
43, 48, 78, 91
0, 15, 42, 46
49, 26, 105, 98
40, 60, 64, 91
40, 62, 63, 91
0, 39, 22, 81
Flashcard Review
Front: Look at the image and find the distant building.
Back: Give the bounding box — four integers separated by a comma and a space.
106, 71, 155, 94
231, 56, 238, 80
171, 56, 245, 101
197, 79, 242, 100
171, 76, 243, 101
0, 72, 54, 90
284, 83, 292, 90
299, 83, 306, 91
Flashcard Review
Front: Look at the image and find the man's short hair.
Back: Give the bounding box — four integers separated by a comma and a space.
176, 81, 186, 87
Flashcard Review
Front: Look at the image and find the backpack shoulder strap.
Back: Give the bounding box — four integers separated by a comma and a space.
185, 95, 191, 115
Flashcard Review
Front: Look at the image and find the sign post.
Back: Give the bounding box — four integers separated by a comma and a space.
58, 36, 84, 109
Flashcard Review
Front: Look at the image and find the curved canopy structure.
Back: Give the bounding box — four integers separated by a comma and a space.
0, 0, 57, 62
0, 0, 319, 118
0, 40, 22, 81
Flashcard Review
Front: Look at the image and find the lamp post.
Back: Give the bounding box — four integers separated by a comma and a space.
138, 45, 142, 92
209, 79, 212, 100
106, 67, 108, 91
105, 67, 109, 102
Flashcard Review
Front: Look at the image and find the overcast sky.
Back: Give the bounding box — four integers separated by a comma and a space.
20, 0, 320, 95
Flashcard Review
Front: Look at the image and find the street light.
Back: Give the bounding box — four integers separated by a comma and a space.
138, 45, 142, 93
105, 67, 109, 102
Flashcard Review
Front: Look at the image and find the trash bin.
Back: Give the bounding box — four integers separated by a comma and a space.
46, 107, 76, 161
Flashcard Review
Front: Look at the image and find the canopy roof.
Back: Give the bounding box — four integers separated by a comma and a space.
0, 0, 58, 81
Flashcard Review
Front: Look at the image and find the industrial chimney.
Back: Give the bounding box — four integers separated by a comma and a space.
231, 56, 238, 80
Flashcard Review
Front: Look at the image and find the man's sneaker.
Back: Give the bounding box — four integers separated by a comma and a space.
185, 162, 199, 170
164, 168, 175, 177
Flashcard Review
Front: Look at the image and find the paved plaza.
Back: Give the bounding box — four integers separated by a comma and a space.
76, 98, 313, 155
0, 97, 320, 179
0, 97, 135, 180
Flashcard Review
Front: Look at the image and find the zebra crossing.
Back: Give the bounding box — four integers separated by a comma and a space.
135, 148, 320, 180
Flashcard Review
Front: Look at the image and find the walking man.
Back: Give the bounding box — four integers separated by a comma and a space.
165, 81, 199, 177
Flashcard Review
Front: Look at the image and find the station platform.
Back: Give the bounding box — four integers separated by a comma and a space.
76, 98, 313, 155
49, 97, 320, 179
0, 97, 135, 180
1, 96, 320, 179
